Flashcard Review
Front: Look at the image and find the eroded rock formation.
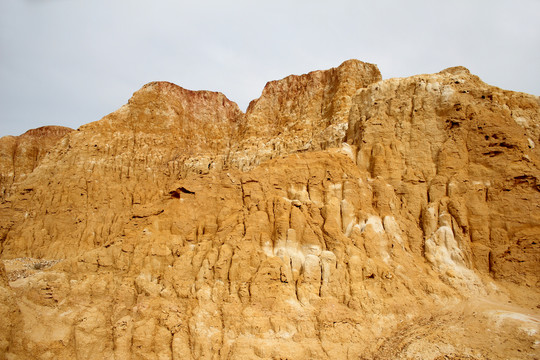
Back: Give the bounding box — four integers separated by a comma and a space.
0, 60, 539, 359
0, 126, 74, 201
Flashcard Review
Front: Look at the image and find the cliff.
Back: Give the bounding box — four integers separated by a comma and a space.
0, 126, 74, 201
0, 60, 539, 359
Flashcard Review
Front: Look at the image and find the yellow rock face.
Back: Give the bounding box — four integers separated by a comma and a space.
0, 60, 539, 359
0, 126, 74, 201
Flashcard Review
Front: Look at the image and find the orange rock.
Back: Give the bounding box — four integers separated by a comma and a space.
0, 126, 73, 200
0, 60, 538, 359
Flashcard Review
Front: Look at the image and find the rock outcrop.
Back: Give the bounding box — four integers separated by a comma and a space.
0, 126, 73, 201
0, 60, 539, 359
346, 66, 540, 287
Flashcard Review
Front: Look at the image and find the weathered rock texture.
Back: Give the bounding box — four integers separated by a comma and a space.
0, 60, 539, 359
0, 126, 74, 201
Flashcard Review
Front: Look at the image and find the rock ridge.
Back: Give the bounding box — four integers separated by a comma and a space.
0, 59, 539, 360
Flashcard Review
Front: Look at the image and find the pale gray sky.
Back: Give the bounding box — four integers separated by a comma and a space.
1, 0, 539, 136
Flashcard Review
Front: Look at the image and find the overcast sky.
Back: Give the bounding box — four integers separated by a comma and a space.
1, 0, 539, 136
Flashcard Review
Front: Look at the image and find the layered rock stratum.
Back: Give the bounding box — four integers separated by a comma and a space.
0, 60, 539, 359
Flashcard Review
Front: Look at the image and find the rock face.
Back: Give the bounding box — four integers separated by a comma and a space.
0, 126, 73, 201
0, 60, 539, 359
346, 66, 540, 287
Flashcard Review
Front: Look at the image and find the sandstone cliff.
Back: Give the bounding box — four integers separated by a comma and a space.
0, 126, 73, 201
0, 60, 539, 359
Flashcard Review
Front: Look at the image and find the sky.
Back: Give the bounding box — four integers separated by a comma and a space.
1, 0, 539, 137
